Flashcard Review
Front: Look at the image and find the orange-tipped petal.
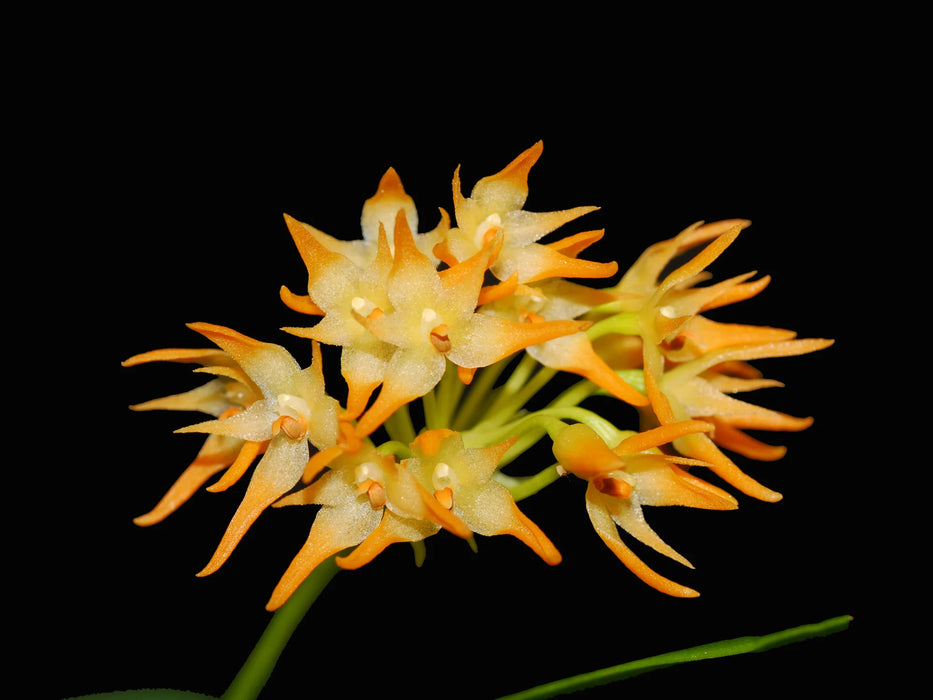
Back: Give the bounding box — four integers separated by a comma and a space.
197, 437, 308, 576
643, 345, 678, 425
266, 539, 347, 612
266, 496, 382, 610
335, 521, 405, 570
302, 444, 346, 483
700, 274, 772, 311
133, 436, 242, 526
496, 502, 562, 566
652, 224, 743, 303
354, 349, 446, 439
675, 431, 782, 502
495, 241, 616, 284
614, 420, 714, 455
468, 141, 543, 212
668, 338, 835, 384
530, 331, 649, 407
667, 315, 797, 359
546, 229, 605, 257
360, 167, 419, 243
336, 511, 439, 570
206, 440, 265, 492
279, 285, 324, 316
586, 492, 699, 598
122, 347, 230, 367
449, 314, 588, 369
707, 418, 788, 461
477, 273, 520, 306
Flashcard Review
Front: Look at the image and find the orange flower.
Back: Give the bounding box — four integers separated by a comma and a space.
602, 220, 833, 501
650, 338, 833, 501
405, 429, 561, 565
267, 440, 472, 610
345, 210, 588, 438
168, 323, 342, 576
123, 143, 834, 614
438, 141, 616, 284
122, 346, 263, 525
553, 421, 737, 597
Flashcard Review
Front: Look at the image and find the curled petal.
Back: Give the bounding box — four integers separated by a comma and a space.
279, 285, 324, 316
585, 486, 699, 598
457, 141, 542, 217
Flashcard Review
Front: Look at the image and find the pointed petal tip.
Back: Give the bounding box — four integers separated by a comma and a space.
377, 166, 405, 192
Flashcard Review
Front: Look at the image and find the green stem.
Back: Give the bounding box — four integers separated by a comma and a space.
480, 364, 557, 429
435, 359, 465, 427
495, 464, 563, 502
495, 615, 853, 700
376, 439, 413, 459
585, 310, 641, 341
422, 386, 441, 430
221, 556, 342, 700
383, 403, 417, 444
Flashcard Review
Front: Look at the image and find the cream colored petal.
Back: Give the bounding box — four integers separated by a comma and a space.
337, 510, 440, 570
176, 399, 278, 441
454, 480, 562, 565
595, 485, 693, 568
584, 485, 699, 598
198, 434, 309, 576
267, 488, 383, 610
499, 207, 600, 247
128, 377, 238, 417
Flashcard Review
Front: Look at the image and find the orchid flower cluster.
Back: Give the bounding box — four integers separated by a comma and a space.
124, 142, 832, 611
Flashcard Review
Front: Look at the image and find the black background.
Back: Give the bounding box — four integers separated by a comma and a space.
19, 17, 894, 700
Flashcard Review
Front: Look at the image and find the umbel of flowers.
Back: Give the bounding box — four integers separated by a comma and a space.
124, 142, 832, 610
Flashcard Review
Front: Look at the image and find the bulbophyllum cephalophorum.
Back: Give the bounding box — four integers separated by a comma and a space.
124, 141, 833, 612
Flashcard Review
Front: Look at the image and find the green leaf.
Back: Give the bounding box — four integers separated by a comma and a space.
64, 691, 218, 699
496, 615, 853, 700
